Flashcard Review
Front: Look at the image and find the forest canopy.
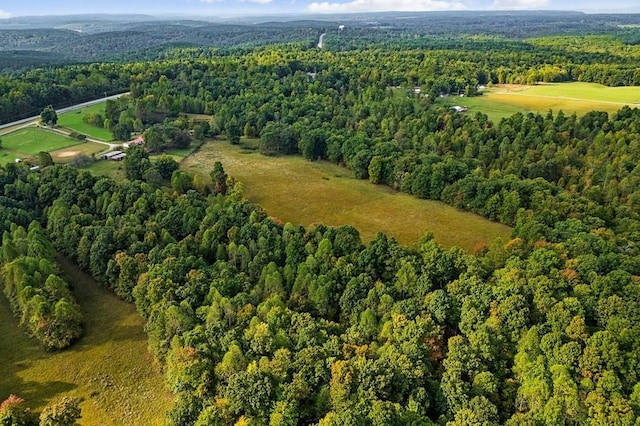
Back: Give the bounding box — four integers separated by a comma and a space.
2, 11, 640, 425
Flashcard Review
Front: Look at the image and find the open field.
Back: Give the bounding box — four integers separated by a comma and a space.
51, 142, 108, 164
446, 82, 640, 122
81, 159, 126, 180
182, 140, 512, 251
0, 127, 84, 163
57, 104, 113, 141
0, 257, 171, 425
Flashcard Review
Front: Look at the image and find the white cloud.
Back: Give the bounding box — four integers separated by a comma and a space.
247, 0, 274, 4
308, 0, 467, 13
0, 10, 11, 18
492, 0, 550, 9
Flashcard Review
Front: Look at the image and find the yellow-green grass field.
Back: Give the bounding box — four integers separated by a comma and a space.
0, 257, 172, 425
447, 82, 640, 122
57, 104, 113, 141
81, 159, 126, 180
50, 142, 109, 164
182, 140, 512, 251
0, 127, 84, 164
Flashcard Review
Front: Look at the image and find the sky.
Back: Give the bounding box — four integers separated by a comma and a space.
0, 0, 639, 19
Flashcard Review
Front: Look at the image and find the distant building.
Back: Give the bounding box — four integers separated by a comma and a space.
339, 25, 345, 31
101, 150, 126, 161
451, 106, 468, 113
123, 136, 145, 149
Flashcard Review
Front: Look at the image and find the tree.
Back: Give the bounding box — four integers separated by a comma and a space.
226, 117, 241, 145
210, 161, 228, 195
143, 124, 166, 153
40, 106, 58, 126
124, 145, 151, 181
39, 396, 82, 426
113, 121, 133, 141
154, 155, 180, 180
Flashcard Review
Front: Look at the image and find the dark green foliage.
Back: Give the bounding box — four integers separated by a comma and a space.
40, 106, 57, 126
0, 222, 83, 350
3, 20, 640, 424
124, 145, 151, 181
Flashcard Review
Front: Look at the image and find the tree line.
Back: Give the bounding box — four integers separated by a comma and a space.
0, 143, 639, 423
1, 221, 82, 350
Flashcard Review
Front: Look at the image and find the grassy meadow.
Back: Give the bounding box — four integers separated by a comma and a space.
50, 142, 108, 164
0, 127, 84, 164
0, 257, 171, 425
182, 140, 512, 251
446, 82, 640, 122
57, 104, 113, 141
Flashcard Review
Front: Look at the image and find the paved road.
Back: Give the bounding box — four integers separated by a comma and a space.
318, 33, 326, 49
0, 92, 129, 133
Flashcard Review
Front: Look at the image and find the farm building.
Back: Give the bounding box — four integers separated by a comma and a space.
101, 150, 126, 161
451, 106, 468, 113
123, 136, 145, 149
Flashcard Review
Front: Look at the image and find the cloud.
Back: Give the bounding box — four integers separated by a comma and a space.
492, 0, 550, 9
308, 0, 467, 13
0, 10, 11, 18
200, 0, 273, 3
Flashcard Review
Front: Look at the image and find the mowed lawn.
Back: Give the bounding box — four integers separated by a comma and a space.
451, 82, 640, 122
58, 104, 112, 141
182, 141, 512, 251
1, 127, 83, 161
0, 257, 172, 425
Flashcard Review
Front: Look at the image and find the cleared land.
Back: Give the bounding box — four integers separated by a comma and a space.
0, 257, 171, 425
2, 127, 82, 155
182, 140, 512, 251
446, 82, 640, 122
57, 104, 113, 141
0, 127, 84, 163
51, 142, 107, 164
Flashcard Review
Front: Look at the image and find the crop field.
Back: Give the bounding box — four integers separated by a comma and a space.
181, 140, 512, 251
448, 82, 640, 122
0, 257, 171, 425
58, 104, 112, 141
0, 127, 83, 163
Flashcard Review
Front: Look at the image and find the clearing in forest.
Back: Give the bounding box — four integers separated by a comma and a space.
0, 127, 84, 163
182, 140, 512, 251
451, 82, 640, 122
57, 103, 113, 141
0, 257, 171, 425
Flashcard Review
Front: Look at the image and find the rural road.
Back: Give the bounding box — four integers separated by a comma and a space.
318, 32, 326, 49
0, 92, 129, 134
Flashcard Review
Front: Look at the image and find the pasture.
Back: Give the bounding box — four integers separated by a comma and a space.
449, 82, 640, 122
0, 257, 171, 425
181, 140, 512, 251
0, 127, 84, 163
51, 142, 108, 164
58, 104, 113, 141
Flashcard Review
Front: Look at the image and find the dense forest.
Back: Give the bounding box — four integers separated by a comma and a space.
3, 11, 640, 425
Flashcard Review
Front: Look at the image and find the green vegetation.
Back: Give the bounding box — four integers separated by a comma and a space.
0, 127, 82, 162
0, 256, 171, 424
441, 82, 640, 122
4, 11, 640, 426
57, 104, 113, 141
1, 222, 83, 350
49, 142, 108, 164
80, 159, 125, 180
182, 140, 512, 250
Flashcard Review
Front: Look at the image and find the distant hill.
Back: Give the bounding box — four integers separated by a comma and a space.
1, 11, 639, 71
